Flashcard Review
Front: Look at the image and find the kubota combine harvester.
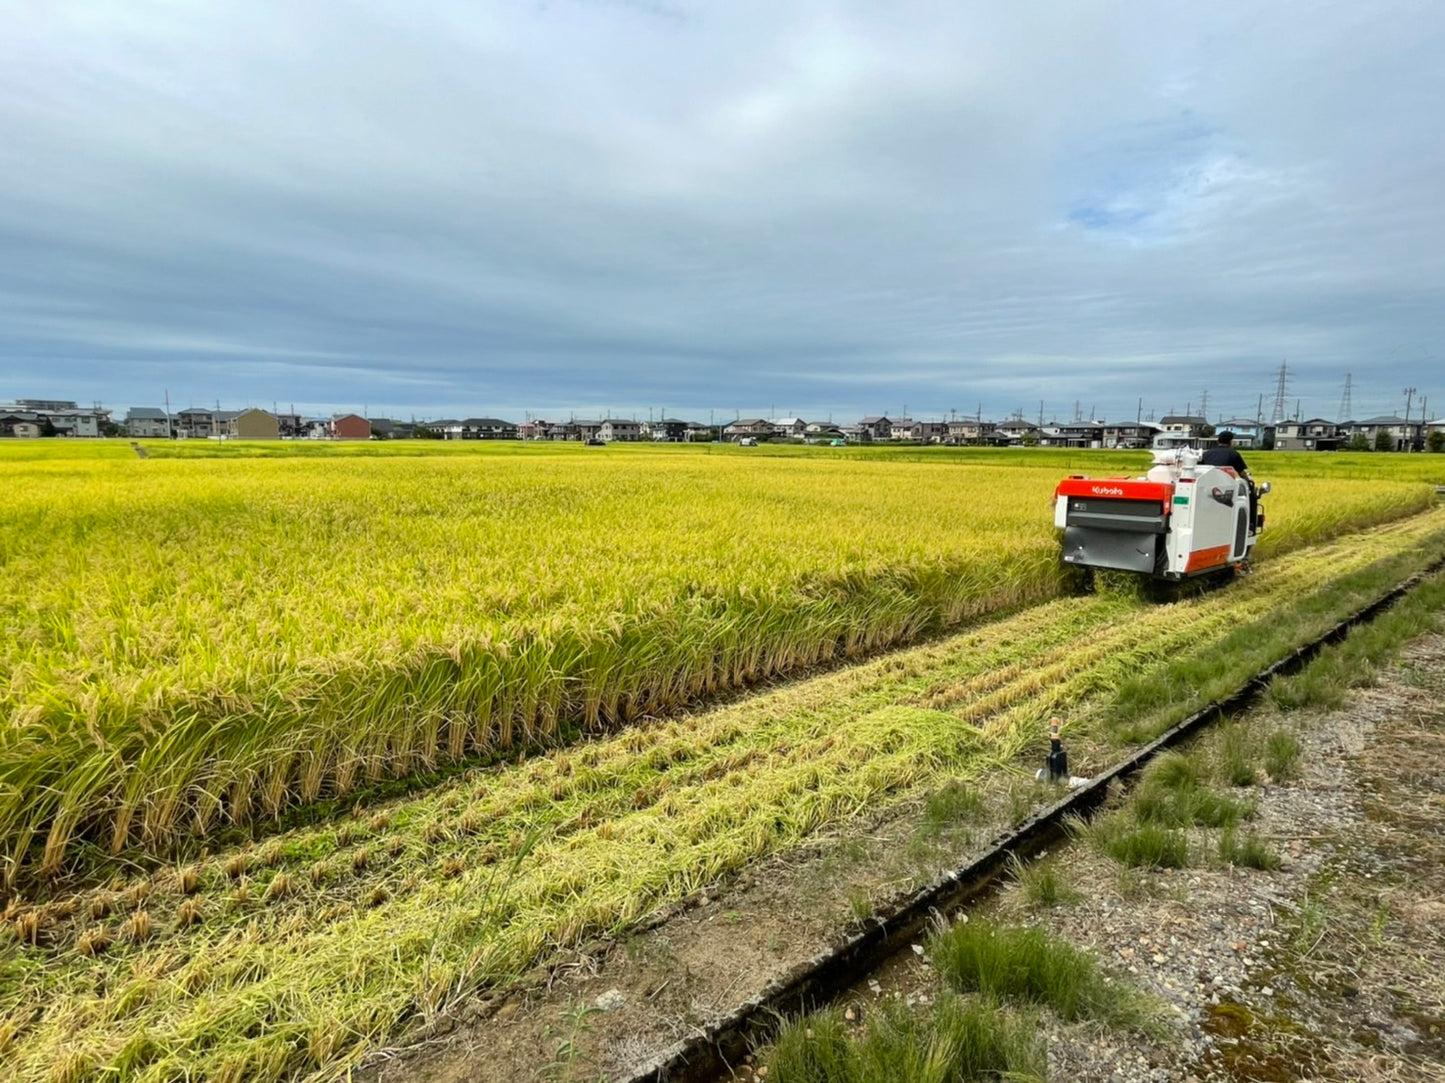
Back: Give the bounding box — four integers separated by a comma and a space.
1053, 447, 1270, 580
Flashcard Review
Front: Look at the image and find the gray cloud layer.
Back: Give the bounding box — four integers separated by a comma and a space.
2, 1, 1442, 422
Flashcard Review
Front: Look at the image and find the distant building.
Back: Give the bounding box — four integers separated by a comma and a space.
1101, 422, 1158, 449
230, 408, 280, 440
45, 407, 110, 437
644, 418, 691, 442
723, 418, 773, 441
456, 418, 519, 439
1271, 419, 1342, 451
124, 407, 172, 438
599, 418, 642, 442
1346, 415, 1421, 452
0, 410, 42, 438
946, 419, 996, 445
329, 414, 371, 440
173, 408, 239, 439
888, 418, 918, 441
1214, 419, 1265, 449
572, 420, 603, 442
769, 417, 807, 439
1157, 415, 1210, 437
857, 416, 892, 441
995, 417, 1035, 443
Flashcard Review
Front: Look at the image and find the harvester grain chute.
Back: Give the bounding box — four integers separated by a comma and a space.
1053, 447, 1270, 581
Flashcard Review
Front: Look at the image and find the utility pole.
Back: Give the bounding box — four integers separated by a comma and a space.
1403, 387, 1417, 451
164, 389, 171, 438
1136, 397, 1142, 424
1037, 400, 1044, 428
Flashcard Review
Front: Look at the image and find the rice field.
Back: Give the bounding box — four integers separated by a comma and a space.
0, 445, 1437, 886
3, 497, 1444, 1082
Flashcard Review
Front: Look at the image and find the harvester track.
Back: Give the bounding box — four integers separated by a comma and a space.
621, 555, 1445, 1083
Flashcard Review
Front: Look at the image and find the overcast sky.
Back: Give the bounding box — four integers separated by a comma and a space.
2, 1, 1442, 423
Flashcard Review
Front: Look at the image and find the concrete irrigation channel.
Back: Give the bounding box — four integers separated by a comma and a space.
620, 556, 1445, 1083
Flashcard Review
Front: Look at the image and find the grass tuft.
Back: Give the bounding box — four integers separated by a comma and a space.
1219, 829, 1282, 871
928, 918, 1159, 1030
1264, 731, 1303, 782
765, 992, 1044, 1083
1012, 857, 1083, 909
1087, 812, 1191, 869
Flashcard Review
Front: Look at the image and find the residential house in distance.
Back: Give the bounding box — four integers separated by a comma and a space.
228, 408, 280, 440
124, 407, 171, 438
329, 414, 371, 440
888, 418, 918, 441
1157, 414, 1210, 438
769, 417, 808, 439
946, 419, 996, 445
1272, 418, 1342, 451
599, 418, 642, 442
0, 409, 42, 437
275, 413, 308, 438
173, 408, 239, 439
643, 418, 691, 442
994, 417, 1036, 444
1214, 418, 1265, 449
1102, 422, 1158, 449
804, 422, 846, 442
915, 420, 948, 443
856, 416, 892, 441
455, 418, 519, 439
1348, 415, 1421, 452
723, 418, 774, 441
38, 404, 109, 437
571, 420, 603, 442
1049, 422, 1105, 448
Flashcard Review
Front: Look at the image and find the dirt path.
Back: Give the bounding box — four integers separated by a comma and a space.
369, 637, 1445, 1083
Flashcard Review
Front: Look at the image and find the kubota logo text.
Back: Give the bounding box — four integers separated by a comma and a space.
1091, 485, 1124, 496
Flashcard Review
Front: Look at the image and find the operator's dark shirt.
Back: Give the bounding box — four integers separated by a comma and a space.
1199, 445, 1249, 474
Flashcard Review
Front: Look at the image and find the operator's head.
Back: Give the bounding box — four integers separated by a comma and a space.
1217, 431, 1235, 445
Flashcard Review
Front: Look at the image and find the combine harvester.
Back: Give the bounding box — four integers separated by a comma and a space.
1053, 447, 1270, 582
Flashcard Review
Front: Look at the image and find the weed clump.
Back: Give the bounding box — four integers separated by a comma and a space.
765, 991, 1044, 1082
1086, 813, 1191, 869
1012, 857, 1083, 909
1264, 731, 1303, 782
928, 918, 1158, 1030
1219, 829, 1282, 871
1132, 752, 1251, 829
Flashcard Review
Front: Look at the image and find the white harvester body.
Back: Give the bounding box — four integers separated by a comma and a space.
1053, 448, 1268, 580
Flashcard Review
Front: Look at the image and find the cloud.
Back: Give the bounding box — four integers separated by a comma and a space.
0, 1, 1442, 421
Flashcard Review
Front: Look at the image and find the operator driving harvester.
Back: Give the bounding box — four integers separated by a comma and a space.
1053, 431, 1271, 580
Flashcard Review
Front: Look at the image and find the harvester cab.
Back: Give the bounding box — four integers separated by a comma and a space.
1053, 448, 1270, 581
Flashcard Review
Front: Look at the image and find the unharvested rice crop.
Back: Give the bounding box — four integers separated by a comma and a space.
0, 446, 1435, 882
3, 507, 1444, 1083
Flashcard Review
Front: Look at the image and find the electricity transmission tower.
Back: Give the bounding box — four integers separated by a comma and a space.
1336, 373, 1353, 423
1270, 362, 1290, 423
